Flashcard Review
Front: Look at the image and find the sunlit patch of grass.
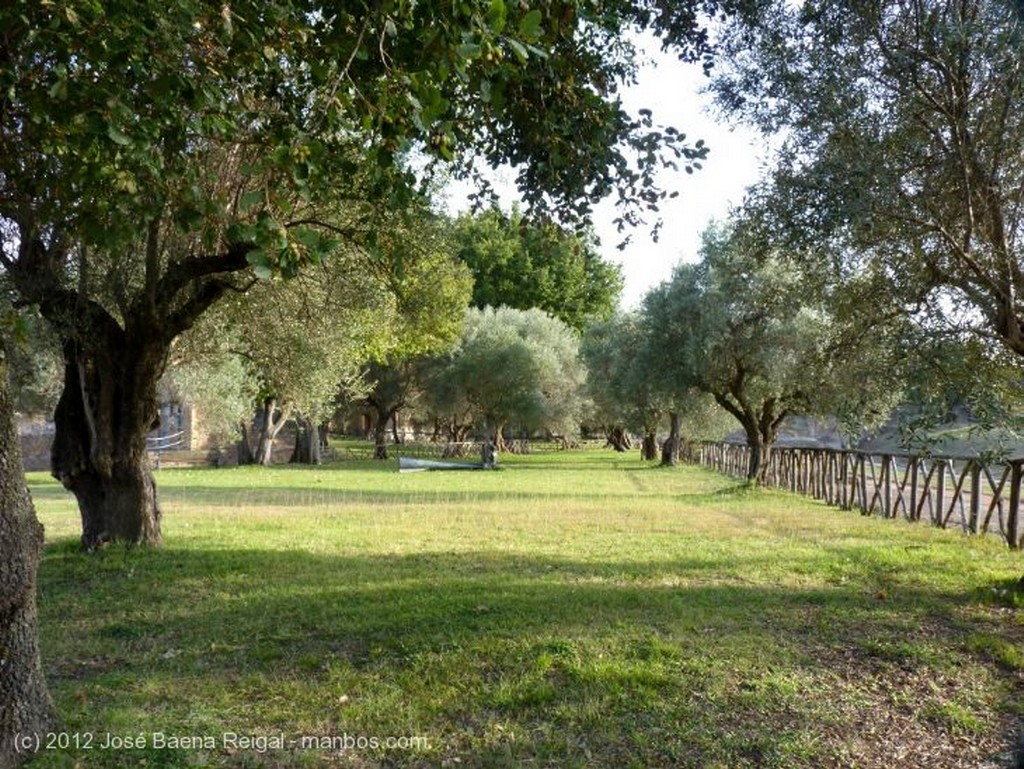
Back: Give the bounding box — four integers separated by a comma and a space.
30, 450, 1024, 768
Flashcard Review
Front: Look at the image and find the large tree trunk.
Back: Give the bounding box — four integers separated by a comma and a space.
641, 430, 658, 461
371, 404, 395, 460
8, 224, 251, 549
253, 398, 288, 466
237, 420, 256, 465
712, 392, 785, 486
1, 343, 54, 766
606, 426, 632, 452
51, 339, 163, 549
744, 427, 774, 483
289, 418, 322, 465
661, 411, 681, 467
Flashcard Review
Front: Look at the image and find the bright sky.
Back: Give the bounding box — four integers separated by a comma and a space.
595, 44, 765, 308
444, 36, 766, 310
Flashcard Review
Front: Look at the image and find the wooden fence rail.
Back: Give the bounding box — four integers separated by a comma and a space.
695, 442, 1023, 550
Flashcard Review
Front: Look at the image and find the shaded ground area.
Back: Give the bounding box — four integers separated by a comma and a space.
29, 455, 1024, 768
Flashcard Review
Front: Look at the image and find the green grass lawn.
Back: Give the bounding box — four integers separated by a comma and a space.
28, 451, 1024, 768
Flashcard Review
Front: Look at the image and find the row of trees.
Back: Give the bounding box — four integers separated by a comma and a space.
0, 0, 739, 761
145, 206, 611, 463
580, 0, 1024, 483
5, 0, 1024, 761
699, 0, 1024, 473
583, 220, 908, 481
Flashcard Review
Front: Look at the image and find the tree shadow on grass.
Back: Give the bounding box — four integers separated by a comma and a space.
35, 543, 1024, 769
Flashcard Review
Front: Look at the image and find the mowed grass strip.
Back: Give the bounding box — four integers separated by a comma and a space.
29, 451, 1024, 768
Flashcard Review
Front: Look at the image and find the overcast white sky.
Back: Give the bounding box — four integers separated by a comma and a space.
444, 36, 766, 310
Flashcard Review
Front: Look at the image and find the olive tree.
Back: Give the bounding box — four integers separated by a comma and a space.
713, 0, 1024, 370
0, 0, 725, 547
423, 306, 587, 449
581, 313, 669, 458
643, 222, 902, 481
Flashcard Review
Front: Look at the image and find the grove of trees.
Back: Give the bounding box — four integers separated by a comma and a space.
712, 0, 1024, 407
6, 0, 1024, 763
422, 306, 587, 451
0, 0, 739, 759
0, 0, 721, 551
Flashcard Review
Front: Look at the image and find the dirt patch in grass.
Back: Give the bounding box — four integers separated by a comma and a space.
805, 634, 1023, 769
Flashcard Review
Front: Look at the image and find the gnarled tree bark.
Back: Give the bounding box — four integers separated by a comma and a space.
0, 342, 54, 766
641, 429, 658, 461
7, 230, 251, 547
51, 335, 164, 549
605, 426, 632, 452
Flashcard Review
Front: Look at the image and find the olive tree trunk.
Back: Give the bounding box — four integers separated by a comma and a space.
253, 398, 288, 466
371, 404, 397, 461
237, 420, 256, 465
744, 428, 773, 483
660, 411, 681, 467
289, 417, 322, 465
442, 422, 471, 457
712, 393, 786, 485
1, 344, 54, 766
8, 225, 251, 548
640, 430, 658, 461
605, 426, 632, 452
51, 338, 164, 550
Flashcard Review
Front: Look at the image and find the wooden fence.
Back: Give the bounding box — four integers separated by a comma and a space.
696, 442, 1023, 550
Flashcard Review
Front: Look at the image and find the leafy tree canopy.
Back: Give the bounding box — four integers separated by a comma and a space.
581, 312, 668, 436
453, 206, 623, 331
643, 219, 904, 479
711, 0, 1024, 358
0, 0, 739, 544
423, 306, 587, 443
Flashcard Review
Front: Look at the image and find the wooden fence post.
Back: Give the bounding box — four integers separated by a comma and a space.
882, 455, 892, 519
909, 459, 919, 521
1008, 460, 1022, 550
696, 442, 1022, 551
969, 463, 981, 534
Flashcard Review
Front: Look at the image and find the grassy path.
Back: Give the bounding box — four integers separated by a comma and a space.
28, 451, 1024, 767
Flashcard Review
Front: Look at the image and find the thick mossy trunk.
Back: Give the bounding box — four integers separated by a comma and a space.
0, 348, 54, 766
51, 340, 163, 549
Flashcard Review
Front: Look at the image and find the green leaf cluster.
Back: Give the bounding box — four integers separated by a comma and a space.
453, 206, 622, 332
422, 306, 587, 438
